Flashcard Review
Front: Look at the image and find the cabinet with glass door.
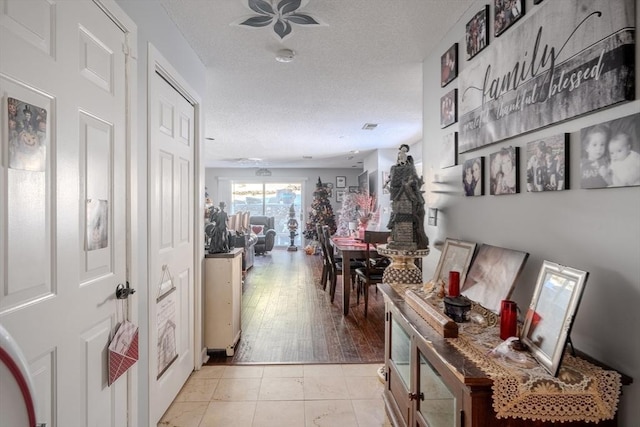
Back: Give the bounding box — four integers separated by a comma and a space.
383, 299, 462, 427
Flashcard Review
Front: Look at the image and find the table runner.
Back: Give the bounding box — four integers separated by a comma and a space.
447, 322, 621, 423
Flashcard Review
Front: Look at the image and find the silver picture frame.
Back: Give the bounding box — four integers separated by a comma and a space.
521, 261, 589, 377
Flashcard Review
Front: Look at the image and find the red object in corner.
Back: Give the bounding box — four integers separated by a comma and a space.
448, 271, 460, 297
500, 300, 518, 340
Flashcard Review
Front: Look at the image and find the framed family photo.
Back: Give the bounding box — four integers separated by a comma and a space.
494, 0, 525, 37
336, 190, 345, 203
489, 146, 519, 195
336, 176, 346, 188
441, 43, 458, 87
440, 89, 457, 128
526, 134, 569, 192
465, 6, 489, 60
462, 156, 483, 196
580, 113, 640, 189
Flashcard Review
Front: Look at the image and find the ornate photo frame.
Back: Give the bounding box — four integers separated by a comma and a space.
521, 261, 589, 376
432, 238, 477, 289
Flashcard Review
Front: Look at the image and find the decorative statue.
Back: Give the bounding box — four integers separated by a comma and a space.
287, 203, 299, 251
208, 202, 230, 254
386, 144, 429, 250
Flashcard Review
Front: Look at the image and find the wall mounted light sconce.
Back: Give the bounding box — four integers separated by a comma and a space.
428, 208, 438, 226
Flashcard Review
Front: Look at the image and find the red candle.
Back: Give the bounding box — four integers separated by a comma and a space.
448, 271, 460, 297
500, 300, 518, 340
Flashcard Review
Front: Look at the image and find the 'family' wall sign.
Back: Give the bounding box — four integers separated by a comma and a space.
458, 0, 635, 153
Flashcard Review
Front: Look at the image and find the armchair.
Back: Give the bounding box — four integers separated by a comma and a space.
250, 215, 277, 254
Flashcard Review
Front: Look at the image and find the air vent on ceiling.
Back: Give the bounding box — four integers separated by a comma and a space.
362, 123, 378, 130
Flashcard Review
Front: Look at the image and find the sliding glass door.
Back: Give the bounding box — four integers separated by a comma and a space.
231, 181, 303, 247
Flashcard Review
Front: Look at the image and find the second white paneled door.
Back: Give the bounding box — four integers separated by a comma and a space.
148, 67, 196, 424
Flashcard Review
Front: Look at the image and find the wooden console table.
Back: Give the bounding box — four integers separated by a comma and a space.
378, 283, 632, 427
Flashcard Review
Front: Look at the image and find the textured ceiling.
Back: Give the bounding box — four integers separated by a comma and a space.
158, 0, 475, 168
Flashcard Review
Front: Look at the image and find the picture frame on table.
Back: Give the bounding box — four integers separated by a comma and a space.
465, 5, 489, 60
336, 176, 346, 188
489, 146, 519, 195
432, 238, 477, 290
494, 0, 525, 37
460, 243, 529, 313
440, 89, 457, 128
521, 261, 589, 376
336, 190, 345, 203
441, 43, 458, 87
526, 134, 569, 192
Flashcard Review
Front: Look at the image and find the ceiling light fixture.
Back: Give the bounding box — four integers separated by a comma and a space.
362, 123, 378, 130
276, 48, 295, 63
236, 0, 324, 41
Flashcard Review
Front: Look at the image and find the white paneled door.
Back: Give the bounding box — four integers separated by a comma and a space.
148, 68, 195, 424
0, 0, 132, 426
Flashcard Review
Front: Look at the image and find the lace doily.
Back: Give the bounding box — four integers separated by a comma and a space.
447, 323, 622, 423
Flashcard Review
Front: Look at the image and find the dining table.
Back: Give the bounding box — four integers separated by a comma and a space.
330, 236, 376, 316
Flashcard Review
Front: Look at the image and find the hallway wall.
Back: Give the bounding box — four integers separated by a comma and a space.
420, 1, 640, 424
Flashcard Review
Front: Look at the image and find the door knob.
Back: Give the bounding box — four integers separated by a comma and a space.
115, 282, 136, 299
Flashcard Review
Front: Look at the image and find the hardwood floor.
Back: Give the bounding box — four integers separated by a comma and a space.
207, 248, 386, 365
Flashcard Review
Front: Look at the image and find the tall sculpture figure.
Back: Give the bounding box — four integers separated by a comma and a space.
386, 144, 429, 250
208, 202, 230, 254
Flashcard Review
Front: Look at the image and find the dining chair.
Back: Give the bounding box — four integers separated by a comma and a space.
354, 230, 391, 316
316, 224, 330, 289
322, 226, 364, 303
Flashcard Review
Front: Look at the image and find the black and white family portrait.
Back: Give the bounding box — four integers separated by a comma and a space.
580, 113, 640, 189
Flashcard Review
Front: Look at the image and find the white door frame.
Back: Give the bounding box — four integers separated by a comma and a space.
146, 42, 205, 411
92, 1, 139, 425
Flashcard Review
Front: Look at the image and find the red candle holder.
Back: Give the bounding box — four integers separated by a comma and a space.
448, 271, 460, 297
500, 300, 518, 340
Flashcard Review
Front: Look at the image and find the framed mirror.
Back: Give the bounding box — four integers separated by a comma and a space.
521, 261, 589, 376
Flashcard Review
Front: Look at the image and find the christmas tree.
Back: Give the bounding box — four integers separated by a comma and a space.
303, 177, 337, 240
335, 192, 359, 237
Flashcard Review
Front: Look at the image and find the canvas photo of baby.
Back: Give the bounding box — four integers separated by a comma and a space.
580, 113, 640, 189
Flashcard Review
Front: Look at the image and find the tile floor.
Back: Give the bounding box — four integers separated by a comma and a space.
158, 363, 393, 427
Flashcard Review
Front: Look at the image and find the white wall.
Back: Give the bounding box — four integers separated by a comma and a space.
421, 0, 639, 424
114, 2, 207, 427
